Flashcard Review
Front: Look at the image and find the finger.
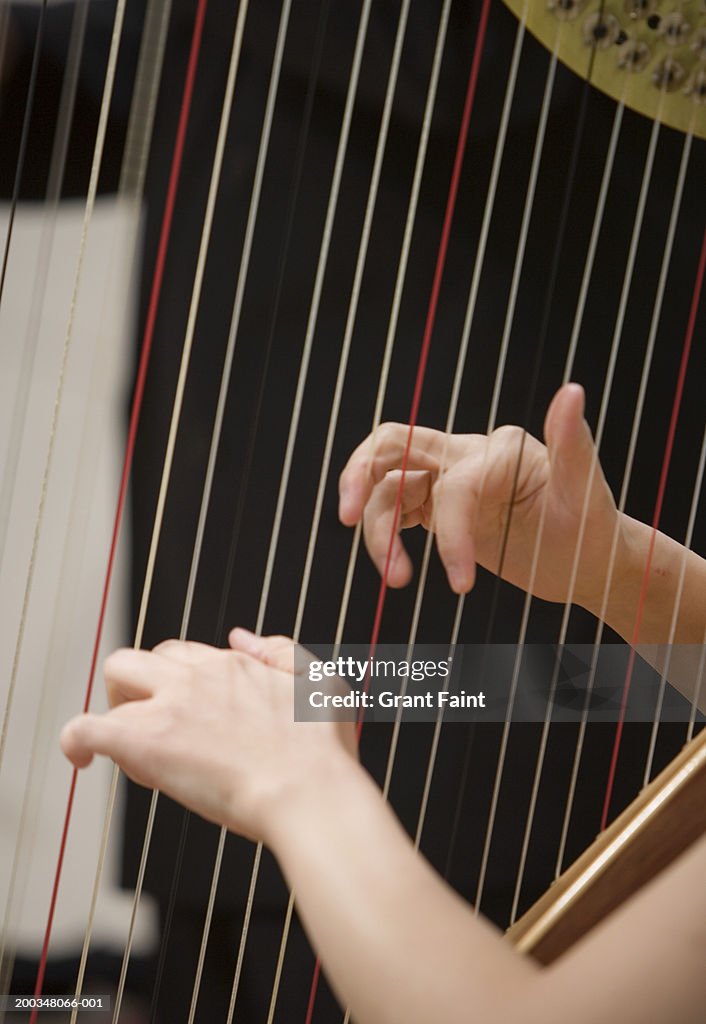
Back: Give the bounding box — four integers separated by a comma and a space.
339, 423, 445, 526
152, 638, 215, 662
228, 629, 294, 672
103, 648, 172, 708
363, 471, 431, 586
544, 384, 601, 506
61, 712, 127, 769
432, 458, 483, 593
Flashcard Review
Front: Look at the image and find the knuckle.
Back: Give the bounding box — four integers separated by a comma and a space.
492, 423, 524, 447
374, 421, 404, 450
103, 647, 132, 675
152, 638, 182, 654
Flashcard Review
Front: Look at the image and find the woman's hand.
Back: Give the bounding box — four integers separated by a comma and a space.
60, 630, 357, 844
338, 383, 622, 608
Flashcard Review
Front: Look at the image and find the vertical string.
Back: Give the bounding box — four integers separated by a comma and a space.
467, 36, 564, 917
381, 3, 528, 818
473, 89, 664, 919
507, 119, 690, 923
102, 1, 262, 1016
324, 7, 494, 1021
26, 1, 208, 1013
333, 0, 454, 650
599, 218, 706, 831
0, 0, 127, 779
0, 0, 48, 315
642, 418, 706, 785
555, 122, 694, 872
0, 1, 172, 997
0, 0, 89, 568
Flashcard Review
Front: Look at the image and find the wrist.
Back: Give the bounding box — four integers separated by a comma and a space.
249, 745, 367, 854
581, 512, 644, 627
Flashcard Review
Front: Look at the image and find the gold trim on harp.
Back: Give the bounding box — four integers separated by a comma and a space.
507, 723, 706, 962
503, 1, 706, 139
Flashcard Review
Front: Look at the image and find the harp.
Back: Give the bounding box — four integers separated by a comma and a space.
0, 0, 704, 1021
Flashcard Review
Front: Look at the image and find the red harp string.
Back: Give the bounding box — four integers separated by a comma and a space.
305, 2, 491, 1019
600, 220, 706, 831
30, 0, 210, 1011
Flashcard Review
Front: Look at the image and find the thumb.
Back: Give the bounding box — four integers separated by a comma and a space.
544, 384, 600, 507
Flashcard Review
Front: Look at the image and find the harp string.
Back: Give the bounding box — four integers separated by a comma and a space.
271, 0, 459, 1013
643, 412, 706, 786
332, 0, 454, 653
380, 2, 528, 824
0, 0, 166, 991
0, 0, 88, 570
156, 0, 413, 1020
306, 4, 493, 1020
687, 626, 706, 743
447, 36, 564, 917
137, 0, 328, 1014
509, 115, 695, 927
151, 0, 335, 1015
0, 0, 48, 313
0, 4, 93, 1000
70, 4, 179, 1014
69, 0, 261, 1016
422, 21, 603, 915
470, 80, 667, 919
447, 86, 627, 891
0, 0, 126, 778
555, 115, 692, 876
165, 1, 381, 1018
166, 2, 338, 1020
25, 0, 130, 1007
121, 0, 377, 1019
291, 0, 411, 643
20, 0, 207, 1009
598, 218, 706, 831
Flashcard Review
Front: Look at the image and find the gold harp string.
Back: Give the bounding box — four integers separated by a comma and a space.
205, 0, 454, 1011
555, 120, 694, 878
0, 0, 89, 568
554, 125, 701, 879
641, 413, 706, 786
476, 97, 665, 922
0, 0, 127, 776
333, 0, 453, 650
0, 0, 173, 1005
448, 28, 561, 915
399, 2, 531, 850
508, 94, 691, 927
184, 0, 410, 1019
0, 0, 93, 991
0, 7, 172, 939
62, 1, 256, 1017
0, 0, 48, 314
438, 81, 628, 883
229, 3, 377, 1017
67, 6, 177, 1014
377, 2, 529, 816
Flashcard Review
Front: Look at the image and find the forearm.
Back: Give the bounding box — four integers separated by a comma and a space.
264, 752, 538, 1024
584, 513, 706, 709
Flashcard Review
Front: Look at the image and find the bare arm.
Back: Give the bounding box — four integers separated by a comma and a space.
60, 631, 706, 1024
339, 384, 706, 709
